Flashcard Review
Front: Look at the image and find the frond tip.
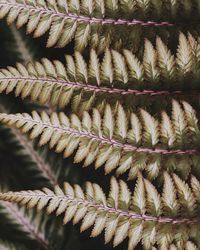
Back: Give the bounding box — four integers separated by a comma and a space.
0, 101, 199, 180
1, 174, 200, 249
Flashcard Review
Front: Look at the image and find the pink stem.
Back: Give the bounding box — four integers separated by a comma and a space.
1, 1, 174, 27
0, 76, 198, 97
2, 193, 199, 225
3, 115, 199, 156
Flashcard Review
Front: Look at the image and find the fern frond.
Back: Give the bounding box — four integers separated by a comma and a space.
0, 34, 199, 112
10, 25, 34, 63
1, 174, 200, 249
1, 1, 200, 50
0, 201, 51, 250
13, 128, 58, 186
0, 102, 58, 186
0, 0, 174, 51
0, 101, 199, 180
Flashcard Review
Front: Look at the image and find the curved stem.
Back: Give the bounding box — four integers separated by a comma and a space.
0, 76, 198, 97
4, 115, 199, 156
1, 193, 199, 225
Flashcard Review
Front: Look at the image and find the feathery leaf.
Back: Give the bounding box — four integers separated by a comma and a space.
0, 174, 200, 249
0, 34, 199, 112
0, 101, 199, 180
2, 0, 200, 50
